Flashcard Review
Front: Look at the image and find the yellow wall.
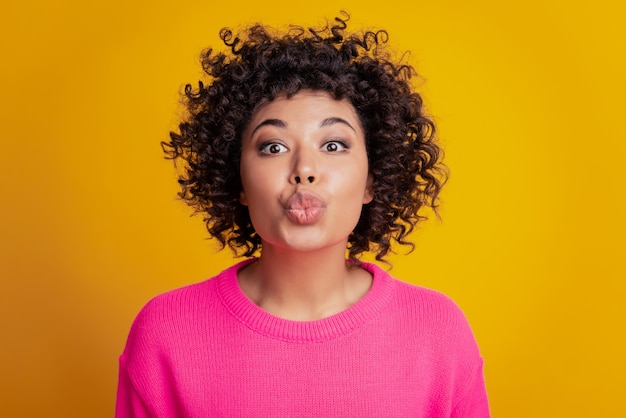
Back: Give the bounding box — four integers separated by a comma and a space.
1, 1, 624, 416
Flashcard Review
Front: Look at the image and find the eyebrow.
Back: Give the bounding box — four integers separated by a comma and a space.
249, 117, 357, 138
319, 117, 356, 132
249, 119, 286, 137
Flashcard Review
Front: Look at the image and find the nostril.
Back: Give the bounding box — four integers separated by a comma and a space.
295, 176, 301, 184
307, 176, 314, 183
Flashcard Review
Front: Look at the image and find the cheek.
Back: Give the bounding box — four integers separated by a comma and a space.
239, 171, 277, 214
336, 161, 371, 195
239, 158, 260, 206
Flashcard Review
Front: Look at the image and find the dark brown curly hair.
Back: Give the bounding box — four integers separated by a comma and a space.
163, 13, 447, 262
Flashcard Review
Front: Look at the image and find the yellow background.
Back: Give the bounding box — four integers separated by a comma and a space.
1, 0, 624, 417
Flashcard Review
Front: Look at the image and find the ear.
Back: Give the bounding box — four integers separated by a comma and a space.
239, 190, 248, 206
362, 174, 374, 204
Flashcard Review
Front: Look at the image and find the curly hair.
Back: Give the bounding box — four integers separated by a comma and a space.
163, 13, 447, 262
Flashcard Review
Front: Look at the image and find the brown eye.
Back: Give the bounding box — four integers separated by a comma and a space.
260, 142, 288, 154
322, 141, 348, 152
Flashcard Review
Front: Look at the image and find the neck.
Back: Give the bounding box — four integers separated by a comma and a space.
237, 243, 372, 321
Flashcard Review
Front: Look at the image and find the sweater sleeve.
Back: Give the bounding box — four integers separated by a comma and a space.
429, 288, 490, 418
451, 356, 490, 418
115, 295, 185, 418
115, 354, 153, 418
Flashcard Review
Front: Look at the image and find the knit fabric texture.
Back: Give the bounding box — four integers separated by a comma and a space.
116, 259, 490, 417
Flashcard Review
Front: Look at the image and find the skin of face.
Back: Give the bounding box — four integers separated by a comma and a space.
239, 90, 374, 256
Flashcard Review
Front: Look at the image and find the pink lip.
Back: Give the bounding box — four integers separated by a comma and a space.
284, 191, 326, 225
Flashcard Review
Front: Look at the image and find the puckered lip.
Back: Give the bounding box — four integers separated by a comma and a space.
284, 190, 326, 225
284, 190, 326, 210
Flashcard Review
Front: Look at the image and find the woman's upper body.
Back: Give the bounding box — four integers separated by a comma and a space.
116, 14, 489, 417
116, 260, 489, 418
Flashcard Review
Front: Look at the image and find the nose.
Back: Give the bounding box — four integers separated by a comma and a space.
294, 175, 315, 184
290, 148, 318, 185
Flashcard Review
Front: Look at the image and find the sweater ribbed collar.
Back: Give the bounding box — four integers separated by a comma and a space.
216, 259, 396, 343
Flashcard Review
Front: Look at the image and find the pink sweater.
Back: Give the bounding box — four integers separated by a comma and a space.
116, 259, 489, 417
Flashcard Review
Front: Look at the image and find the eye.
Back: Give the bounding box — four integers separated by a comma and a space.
322, 140, 348, 152
259, 142, 288, 155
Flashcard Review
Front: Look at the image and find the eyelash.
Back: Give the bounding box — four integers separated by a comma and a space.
259, 142, 288, 155
257, 139, 350, 155
322, 140, 349, 152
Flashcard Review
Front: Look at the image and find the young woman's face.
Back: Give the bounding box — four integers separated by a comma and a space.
239, 90, 373, 254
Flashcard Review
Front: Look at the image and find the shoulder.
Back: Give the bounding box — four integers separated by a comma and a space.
395, 278, 468, 324
364, 262, 468, 321
134, 277, 216, 328
363, 262, 480, 349
363, 265, 490, 415
123, 261, 249, 351
138, 259, 253, 317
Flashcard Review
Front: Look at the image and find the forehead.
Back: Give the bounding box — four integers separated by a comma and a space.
244, 90, 363, 134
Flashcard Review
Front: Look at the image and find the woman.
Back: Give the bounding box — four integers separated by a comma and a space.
116, 13, 490, 417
